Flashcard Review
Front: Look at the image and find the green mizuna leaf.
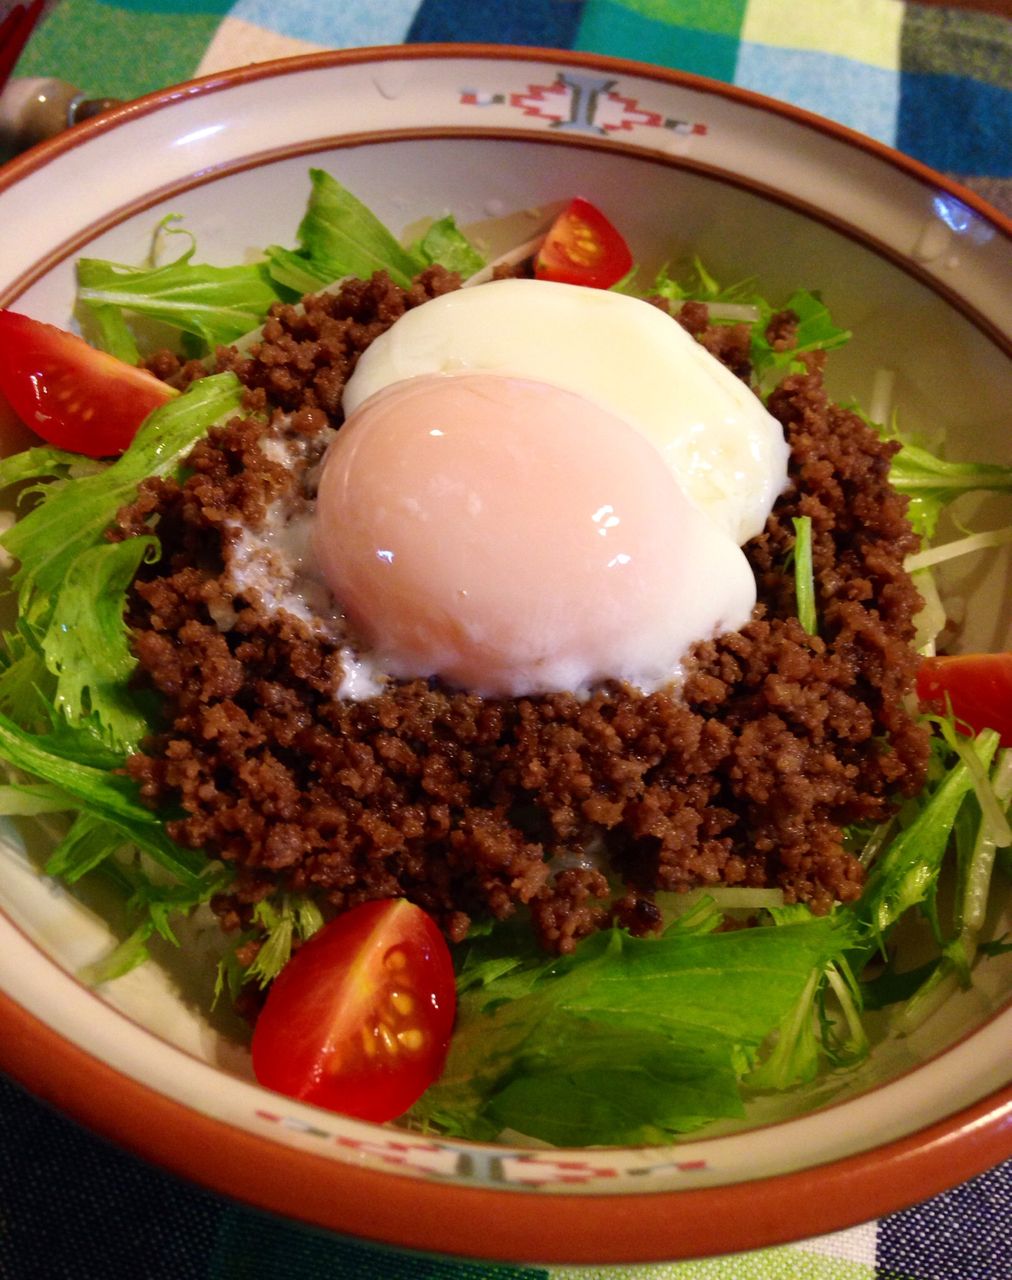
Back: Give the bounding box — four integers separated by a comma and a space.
750, 289, 850, 380
1, 373, 244, 629
78, 302, 142, 365
746, 969, 822, 1090
77, 221, 285, 353
0, 710, 207, 886
259, 246, 336, 296
129, 869, 233, 946
482, 1017, 745, 1145
888, 443, 1012, 540
214, 893, 324, 1004
0, 639, 53, 732
647, 269, 849, 387
41, 536, 157, 752
855, 728, 1001, 954
791, 515, 817, 635
266, 169, 426, 292
0, 445, 101, 492
79, 921, 156, 985
411, 214, 486, 277
854, 412, 1012, 541
45, 810, 127, 883
245, 894, 324, 988
650, 259, 765, 308
412, 913, 856, 1144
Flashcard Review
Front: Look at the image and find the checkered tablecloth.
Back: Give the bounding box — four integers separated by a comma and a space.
14, 0, 1012, 214
4, 2, 1012, 1277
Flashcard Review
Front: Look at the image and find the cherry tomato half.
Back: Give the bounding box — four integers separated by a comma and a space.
251, 899, 457, 1123
534, 197, 633, 290
917, 652, 1012, 747
0, 309, 175, 458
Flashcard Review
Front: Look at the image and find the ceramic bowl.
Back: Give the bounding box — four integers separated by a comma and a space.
0, 45, 1009, 1266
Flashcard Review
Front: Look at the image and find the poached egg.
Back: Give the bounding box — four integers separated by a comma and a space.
308, 280, 790, 699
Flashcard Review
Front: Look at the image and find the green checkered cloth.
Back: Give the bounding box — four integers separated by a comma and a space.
5, 2, 1011, 1278
15, 0, 1012, 212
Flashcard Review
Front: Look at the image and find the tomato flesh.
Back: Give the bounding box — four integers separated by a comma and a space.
0, 309, 175, 458
916, 652, 1012, 747
251, 899, 456, 1123
534, 197, 633, 289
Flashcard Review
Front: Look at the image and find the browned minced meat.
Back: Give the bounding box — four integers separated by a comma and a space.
122, 269, 930, 955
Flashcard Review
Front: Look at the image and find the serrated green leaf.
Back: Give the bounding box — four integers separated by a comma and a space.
41, 536, 157, 752
0, 709, 207, 886
412, 214, 485, 277
45, 810, 126, 883
1, 373, 244, 630
266, 169, 425, 292
78, 226, 284, 353
0, 445, 97, 492
750, 289, 850, 380
413, 914, 855, 1144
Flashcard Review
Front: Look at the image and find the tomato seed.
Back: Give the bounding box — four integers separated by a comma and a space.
390, 990, 414, 1016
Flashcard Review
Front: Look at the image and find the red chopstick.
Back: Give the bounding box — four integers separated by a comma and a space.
0, 1, 45, 96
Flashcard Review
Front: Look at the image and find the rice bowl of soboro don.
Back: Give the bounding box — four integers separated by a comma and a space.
0, 45, 1009, 1266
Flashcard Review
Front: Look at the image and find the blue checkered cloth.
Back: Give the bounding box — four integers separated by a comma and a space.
5, 2, 1012, 1278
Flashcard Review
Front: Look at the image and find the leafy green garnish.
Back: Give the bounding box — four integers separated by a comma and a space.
44, 810, 128, 883
749, 289, 850, 382
77, 852, 232, 986
264, 172, 486, 293
246, 894, 324, 988
905, 524, 1012, 574
854, 408, 1012, 541
1, 373, 243, 630
855, 728, 1000, 955
412, 911, 856, 1145
0, 373, 248, 978
0, 445, 102, 492
651, 258, 761, 309
649, 264, 850, 390
0, 710, 207, 885
214, 893, 324, 1005
411, 214, 486, 277
80, 922, 158, 986
266, 168, 427, 293
77, 219, 286, 355
888, 747, 1010, 1034
885, 441, 1012, 541
791, 515, 817, 635
747, 923, 866, 1092
80, 301, 143, 365
41, 537, 158, 751
0, 373, 244, 757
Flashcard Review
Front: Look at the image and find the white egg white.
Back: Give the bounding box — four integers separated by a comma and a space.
343, 279, 790, 546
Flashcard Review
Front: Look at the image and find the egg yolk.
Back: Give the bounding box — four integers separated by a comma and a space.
314, 372, 756, 698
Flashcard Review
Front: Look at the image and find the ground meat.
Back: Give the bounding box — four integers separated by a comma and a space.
213, 265, 460, 425
121, 271, 930, 954
665, 298, 753, 378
